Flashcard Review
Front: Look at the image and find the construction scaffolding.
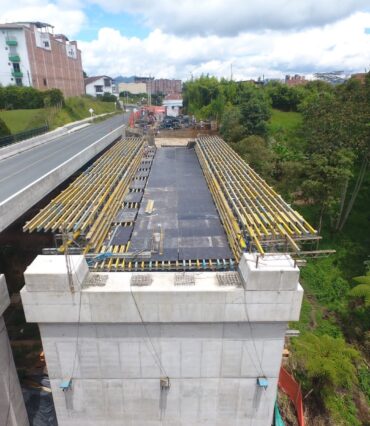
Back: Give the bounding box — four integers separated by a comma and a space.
195, 136, 319, 259
23, 134, 323, 271
23, 137, 146, 253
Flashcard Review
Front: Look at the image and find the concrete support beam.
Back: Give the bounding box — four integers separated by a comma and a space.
0, 275, 29, 426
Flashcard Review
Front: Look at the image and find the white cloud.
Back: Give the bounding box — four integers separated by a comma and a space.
88, 0, 370, 36
79, 12, 370, 80
0, 1, 86, 37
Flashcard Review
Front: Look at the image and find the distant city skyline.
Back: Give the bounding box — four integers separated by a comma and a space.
1, 1, 369, 80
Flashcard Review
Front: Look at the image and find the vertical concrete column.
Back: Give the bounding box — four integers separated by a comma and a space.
0, 275, 29, 426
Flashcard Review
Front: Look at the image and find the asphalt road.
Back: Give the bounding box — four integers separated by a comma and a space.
0, 114, 128, 203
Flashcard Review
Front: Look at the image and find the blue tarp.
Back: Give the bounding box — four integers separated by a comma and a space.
274, 401, 285, 426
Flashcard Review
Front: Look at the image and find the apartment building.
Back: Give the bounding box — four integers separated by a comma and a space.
0, 21, 84, 97
148, 78, 182, 95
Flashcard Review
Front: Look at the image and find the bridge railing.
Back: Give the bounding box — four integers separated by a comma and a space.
0, 125, 49, 148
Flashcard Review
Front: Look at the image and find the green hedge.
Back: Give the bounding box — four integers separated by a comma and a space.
0, 86, 64, 110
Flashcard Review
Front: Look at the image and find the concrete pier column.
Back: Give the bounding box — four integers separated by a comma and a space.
0, 275, 29, 426
21, 254, 303, 426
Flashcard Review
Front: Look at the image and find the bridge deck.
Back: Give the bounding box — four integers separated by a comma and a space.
129, 147, 232, 262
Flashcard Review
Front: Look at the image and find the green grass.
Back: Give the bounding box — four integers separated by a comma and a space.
0, 96, 117, 134
269, 108, 302, 130
49, 96, 117, 129
0, 108, 46, 133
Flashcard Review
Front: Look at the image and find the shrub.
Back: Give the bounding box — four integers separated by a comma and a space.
0, 117, 11, 137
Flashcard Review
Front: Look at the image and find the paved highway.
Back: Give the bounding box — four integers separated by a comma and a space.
0, 114, 128, 204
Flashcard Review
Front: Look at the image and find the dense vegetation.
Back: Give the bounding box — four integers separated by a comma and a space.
183, 74, 370, 424
119, 91, 164, 106
0, 86, 64, 110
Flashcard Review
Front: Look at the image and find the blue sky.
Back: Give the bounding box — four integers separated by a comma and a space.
78, 5, 150, 41
1, 1, 369, 79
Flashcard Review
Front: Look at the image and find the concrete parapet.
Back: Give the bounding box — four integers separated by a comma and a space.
0, 275, 29, 426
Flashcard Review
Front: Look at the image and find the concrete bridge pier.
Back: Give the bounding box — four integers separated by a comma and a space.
0, 275, 29, 426
21, 254, 303, 425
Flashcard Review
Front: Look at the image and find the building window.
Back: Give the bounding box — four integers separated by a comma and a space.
15, 78, 22, 87
104, 78, 111, 87
43, 41, 50, 48
95, 85, 103, 93
13, 63, 20, 72
43, 78, 47, 86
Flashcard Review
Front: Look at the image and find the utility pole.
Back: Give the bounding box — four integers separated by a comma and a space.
148, 75, 152, 106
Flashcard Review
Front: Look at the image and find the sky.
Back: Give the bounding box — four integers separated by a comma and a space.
1, 0, 369, 81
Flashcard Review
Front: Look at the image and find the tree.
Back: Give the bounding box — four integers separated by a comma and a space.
266, 81, 304, 111
300, 90, 359, 231
293, 333, 359, 390
237, 83, 271, 136
350, 272, 370, 307
232, 135, 275, 176
220, 106, 244, 142
335, 74, 370, 230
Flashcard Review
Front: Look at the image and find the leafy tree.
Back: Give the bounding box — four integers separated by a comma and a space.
266, 81, 304, 111
42, 89, 64, 107
236, 83, 271, 136
293, 333, 359, 390
335, 74, 370, 230
350, 272, 370, 307
231, 135, 275, 176
220, 106, 244, 142
300, 90, 358, 230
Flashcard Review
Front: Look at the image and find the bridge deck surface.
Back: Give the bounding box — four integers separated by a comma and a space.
129, 147, 232, 261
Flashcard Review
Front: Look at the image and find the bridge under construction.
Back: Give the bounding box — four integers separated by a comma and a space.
20, 134, 317, 425
24, 135, 319, 271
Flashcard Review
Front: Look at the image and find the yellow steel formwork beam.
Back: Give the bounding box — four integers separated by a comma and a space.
24, 137, 146, 252
195, 136, 318, 256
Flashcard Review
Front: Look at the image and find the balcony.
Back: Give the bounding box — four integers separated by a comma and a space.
12, 71, 23, 78
6, 39, 18, 46
9, 55, 20, 62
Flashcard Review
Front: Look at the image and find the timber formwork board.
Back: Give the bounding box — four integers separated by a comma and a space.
195, 136, 318, 258
23, 137, 145, 252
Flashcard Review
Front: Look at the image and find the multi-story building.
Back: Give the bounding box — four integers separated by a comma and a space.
285, 74, 307, 86
118, 82, 147, 95
85, 75, 116, 97
148, 78, 182, 95
0, 21, 84, 97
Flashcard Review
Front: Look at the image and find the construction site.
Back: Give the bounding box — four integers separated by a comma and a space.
23, 135, 319, 269
16, 127, 322, 425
